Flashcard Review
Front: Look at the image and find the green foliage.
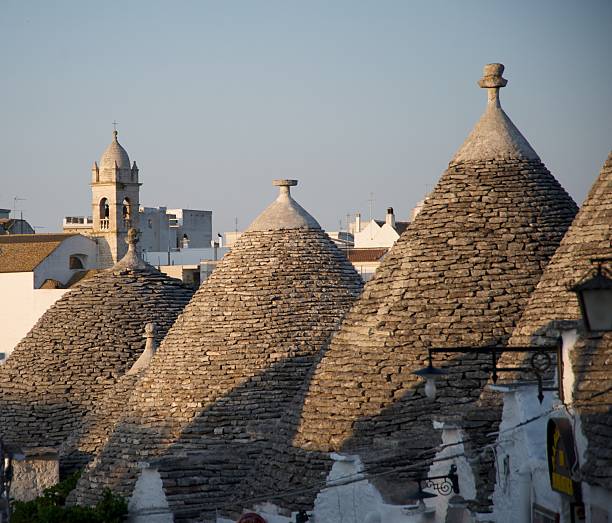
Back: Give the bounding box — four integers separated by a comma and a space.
11, 472, 127, 523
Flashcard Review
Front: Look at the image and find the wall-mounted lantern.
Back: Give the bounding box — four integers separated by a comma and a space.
403, 465, 460, 515
413, 352, 449, 400
412, 344, 561, 403
414, 464, 460, 498
569, 257, 612, 333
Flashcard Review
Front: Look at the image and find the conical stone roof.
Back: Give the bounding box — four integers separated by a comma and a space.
71, 180, 363, 520
461, 150, 612, 513
0, 232, 194, 464
511, 150, 612, 344
238, 64, 579, 513
510, 150, 612, 487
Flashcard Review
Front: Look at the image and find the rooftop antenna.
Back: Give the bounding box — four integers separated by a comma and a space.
13, 196, 26, 234
13, 196, 25, 216
234, 217, 238, 234
345, 212, 351, 255
368, 192, 375, 240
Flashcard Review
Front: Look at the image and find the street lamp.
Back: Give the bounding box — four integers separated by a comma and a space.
412, 344, 561, 403
413, 352, 449, 400
570, 258, 612, 333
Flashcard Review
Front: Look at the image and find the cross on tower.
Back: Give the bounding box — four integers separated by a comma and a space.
368, 192, 375, 223
112, 120, 119, 132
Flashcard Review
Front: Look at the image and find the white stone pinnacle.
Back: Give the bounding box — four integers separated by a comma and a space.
451, 63, 539, 164
113, 228, 150, 270
247, 179, 321, 232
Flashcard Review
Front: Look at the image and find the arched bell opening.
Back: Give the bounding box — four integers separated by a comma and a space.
99, 198, 110, 230
122, 197, 132, 229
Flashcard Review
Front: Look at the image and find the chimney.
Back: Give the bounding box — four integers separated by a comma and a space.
355, 213, 361, 233
385, 207, 395, 228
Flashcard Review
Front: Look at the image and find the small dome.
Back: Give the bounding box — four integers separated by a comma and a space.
99, 130, 131, 170
247, 179, 320, 232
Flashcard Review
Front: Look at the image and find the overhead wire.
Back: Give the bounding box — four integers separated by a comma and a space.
215, 403, 564, 512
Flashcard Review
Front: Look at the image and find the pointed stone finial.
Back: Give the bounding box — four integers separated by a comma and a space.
113, 228, 150, 270
144, 322, 156, 348
127, 322, 157, 375
273, 179, 298, 198
126, 227, 140, 248
450, 63, 539, 163
247, 179, 320, 231
478, 63, 508, 107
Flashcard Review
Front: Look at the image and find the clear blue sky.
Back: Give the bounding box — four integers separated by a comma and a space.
1, 0, 611, 235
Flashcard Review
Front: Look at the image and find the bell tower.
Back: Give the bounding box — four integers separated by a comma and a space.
90, 129, 141, 267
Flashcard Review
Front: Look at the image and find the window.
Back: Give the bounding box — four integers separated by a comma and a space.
122, 197, 131, 228
69, 255, 85, 270
99, 198, 110, 218
99, 198, 110, 230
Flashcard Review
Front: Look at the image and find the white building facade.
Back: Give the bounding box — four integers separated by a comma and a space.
0, 234, 97, 361
64, 132, 212, 263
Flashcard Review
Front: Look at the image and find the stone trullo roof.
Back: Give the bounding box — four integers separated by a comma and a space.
70, 180, 363, 521
237, 64, 578, 514
0, 233, 194, 468
59, 323, 160, 474
461, 151, 612, 512
511, 150, 612, 489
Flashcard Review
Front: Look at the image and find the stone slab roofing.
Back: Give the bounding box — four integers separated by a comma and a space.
0, 233, 77, 273
510, 150, 612, 489
238, 64, 578, 514
71, 181, 363, 521
0, 238, 194, 467
511, 150, 612, 345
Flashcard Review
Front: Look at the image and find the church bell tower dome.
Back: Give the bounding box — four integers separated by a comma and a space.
100, 130, 130, 170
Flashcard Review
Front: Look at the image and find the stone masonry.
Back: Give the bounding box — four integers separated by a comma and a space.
468, 149, 612, 505
237, 64, 579, 514
0, 235, 194, 474
71, 181, 363, 521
